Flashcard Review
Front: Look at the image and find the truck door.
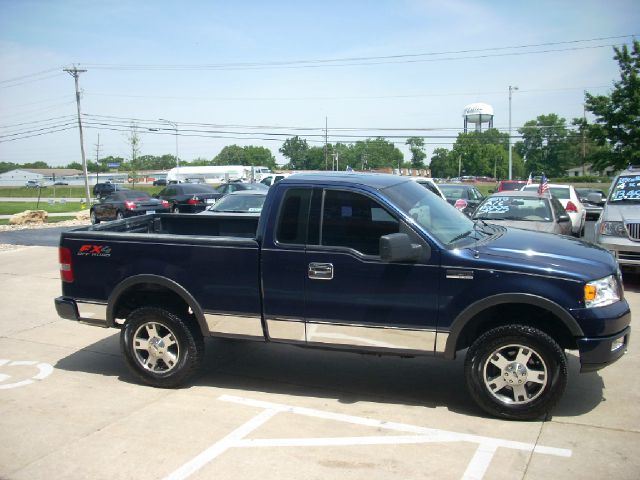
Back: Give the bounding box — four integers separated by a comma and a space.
304, 188, 440, 355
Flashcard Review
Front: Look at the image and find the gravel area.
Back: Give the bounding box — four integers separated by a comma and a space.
0, 219, 90, 252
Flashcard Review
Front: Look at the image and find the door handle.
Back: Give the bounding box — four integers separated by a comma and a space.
308, 263, 334, 280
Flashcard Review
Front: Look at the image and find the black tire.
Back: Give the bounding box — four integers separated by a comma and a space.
464, 325, 567, 421
116, 210, 124, 220
90, 209, 99, 224
120, 307, 204, 388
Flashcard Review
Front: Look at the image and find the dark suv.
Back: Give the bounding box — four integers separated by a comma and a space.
93, 182, 128, 198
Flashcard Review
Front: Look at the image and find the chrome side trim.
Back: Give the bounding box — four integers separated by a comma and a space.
204, 313, 264, 338
306, 322, 436, 352
435, 332, 449, 353
440, 265, 583, 283
267, 319, 305, 342
76, 301, 108, 326
446, 270, 474, 280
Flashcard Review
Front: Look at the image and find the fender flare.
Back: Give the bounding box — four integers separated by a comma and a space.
106, 274, 208, 336
443, 293, 584, 359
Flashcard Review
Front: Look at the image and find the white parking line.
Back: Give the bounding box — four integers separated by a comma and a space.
164, 394, 571, 480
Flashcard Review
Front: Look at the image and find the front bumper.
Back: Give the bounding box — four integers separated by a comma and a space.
55, 297, 109, 328
578, 326, 631, 372
596, 235, 640, 267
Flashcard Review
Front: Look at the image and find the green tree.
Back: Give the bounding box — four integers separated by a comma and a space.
406, 137, 426, 168
0, 162, 19, 174
517, 114, 570, 177
22, 161, 50, 169
428, 148, 455, 178
585, 39, 640, 170
65, 161, 83, 170
280, 136, 310, 169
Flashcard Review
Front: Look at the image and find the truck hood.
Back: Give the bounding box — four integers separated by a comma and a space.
602, 203, 640, 222
476, 227, 618, 281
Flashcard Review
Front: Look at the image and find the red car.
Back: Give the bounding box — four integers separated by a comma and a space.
496, 180, 527, 192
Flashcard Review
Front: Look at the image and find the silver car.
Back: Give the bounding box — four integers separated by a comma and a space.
472, 191, 573, 236
595, 171, 640, 269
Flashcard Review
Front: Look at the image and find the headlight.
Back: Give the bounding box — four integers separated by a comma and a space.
599, 221, 627, 237
584, 274, 621, 308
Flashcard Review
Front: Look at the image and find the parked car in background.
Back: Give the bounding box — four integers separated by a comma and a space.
496, 180, 527, 192
522, 183, 586, 237
576, 187, 607, 220
53, 181, 69, 186
410, 176, 445, 199
472, 191, 573, 236
595, 170, 640, 270
93, 182, 129, 198
25, 179, 43, 188
438, 183, 485, 216
153, 178, 167, 187
260, 173, 290, 187
216, 181, 269, 195
90, 190, 170, 223
200, 190, 267, 216
156, 183, 222, 213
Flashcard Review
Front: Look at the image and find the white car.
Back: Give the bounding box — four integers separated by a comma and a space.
260, 173, 290, 187
522, 183, 586, 236
410, 176, 445, 200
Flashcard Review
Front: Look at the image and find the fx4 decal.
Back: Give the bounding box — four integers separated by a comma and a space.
78, 245, 112, 257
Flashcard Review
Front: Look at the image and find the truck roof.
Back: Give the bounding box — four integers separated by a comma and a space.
280, 172, 411, 190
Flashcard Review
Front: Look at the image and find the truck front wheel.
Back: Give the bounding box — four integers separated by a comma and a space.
464, 325, 567, 420
120, 307, 204, 388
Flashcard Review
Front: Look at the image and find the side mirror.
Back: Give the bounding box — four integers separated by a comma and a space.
557, 214, 571, 223
380, 233, 423, 262
587, 192, 603, 204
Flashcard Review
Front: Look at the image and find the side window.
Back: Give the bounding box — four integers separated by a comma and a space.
276, 189, 312, 245
321, 190, 399, 256
550, 197, 566, 219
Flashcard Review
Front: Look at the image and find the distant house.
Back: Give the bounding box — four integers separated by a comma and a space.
0, 168, 83, 187
565, 164, 616, 177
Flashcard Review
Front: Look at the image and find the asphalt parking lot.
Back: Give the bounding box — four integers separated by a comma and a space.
1, 237, 639, 479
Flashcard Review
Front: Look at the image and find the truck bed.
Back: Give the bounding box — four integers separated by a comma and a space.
80, 213, 259, 238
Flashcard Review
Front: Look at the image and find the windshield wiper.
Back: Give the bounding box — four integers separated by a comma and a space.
449, 229, 473, 243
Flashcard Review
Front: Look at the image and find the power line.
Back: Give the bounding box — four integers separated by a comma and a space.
79, 34, 636, 71
83, 84, 611, 103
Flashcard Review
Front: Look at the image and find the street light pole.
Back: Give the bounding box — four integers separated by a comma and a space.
508, 85, 518, 180
160, 118, 179, 182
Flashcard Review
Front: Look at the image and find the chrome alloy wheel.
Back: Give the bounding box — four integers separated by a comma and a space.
483, 344, 548, 405
133, 322, 180, 373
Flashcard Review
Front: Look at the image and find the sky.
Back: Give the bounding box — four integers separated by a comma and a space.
0, 0, 638, 168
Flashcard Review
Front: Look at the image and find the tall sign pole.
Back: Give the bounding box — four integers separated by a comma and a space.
508, 85, 518, 180
64, 66, 91, 205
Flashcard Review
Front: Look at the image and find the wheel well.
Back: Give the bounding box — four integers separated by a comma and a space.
112, 283, 199, 332
455, 303, 577, 352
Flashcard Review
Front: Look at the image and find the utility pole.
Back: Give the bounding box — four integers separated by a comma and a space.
582, 91, 587, 176
94, 134, 101, 183
508, 85, 518, 180
324, 117, 328, 171
64, 66, 91, 205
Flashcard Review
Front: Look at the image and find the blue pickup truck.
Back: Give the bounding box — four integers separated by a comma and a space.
55, 173, 631, 420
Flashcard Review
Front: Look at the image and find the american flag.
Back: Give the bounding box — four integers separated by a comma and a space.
538, 173, 549, 195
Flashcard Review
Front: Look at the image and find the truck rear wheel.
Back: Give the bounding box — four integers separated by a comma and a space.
120, 307, 204, 388
464, 325, 567, 420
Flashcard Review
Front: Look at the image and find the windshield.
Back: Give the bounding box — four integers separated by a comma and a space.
474, 196, 552, 222
523, 185, 569, 199
210, 194, 266, 212
383, 180, 477, 244
609, 175, 640, 203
